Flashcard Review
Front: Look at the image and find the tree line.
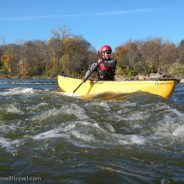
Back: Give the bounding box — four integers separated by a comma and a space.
0, 26, 184, 79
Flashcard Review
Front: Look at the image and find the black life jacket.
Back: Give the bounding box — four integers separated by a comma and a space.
98, 59, 117, 80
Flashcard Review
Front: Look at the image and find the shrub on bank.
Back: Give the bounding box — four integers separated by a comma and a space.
168, 63, 184, 78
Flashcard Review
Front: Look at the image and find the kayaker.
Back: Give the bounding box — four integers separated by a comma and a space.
83, 45, 117, 82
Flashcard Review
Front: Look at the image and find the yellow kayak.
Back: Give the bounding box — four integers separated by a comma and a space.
58, 75, 176, 98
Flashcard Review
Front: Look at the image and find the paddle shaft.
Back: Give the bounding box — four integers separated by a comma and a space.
73, 63, 99, 94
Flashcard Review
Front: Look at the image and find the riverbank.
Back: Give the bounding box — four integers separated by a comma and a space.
0, 74, 56, 80
0, 74, 183, 82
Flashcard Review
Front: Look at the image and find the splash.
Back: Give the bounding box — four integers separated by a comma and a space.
173, 125, 184, 137
0, 137, 21, 155
0, 87, 36, 96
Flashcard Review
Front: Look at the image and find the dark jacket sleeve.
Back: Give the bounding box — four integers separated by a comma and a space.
84, 62, 98, 79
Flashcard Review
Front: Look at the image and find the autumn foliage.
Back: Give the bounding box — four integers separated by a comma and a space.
0, 26, 184, 78
115, 38, 181, 77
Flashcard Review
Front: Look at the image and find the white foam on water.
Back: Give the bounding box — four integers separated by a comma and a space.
30, 100, 184, 149
114, 134, 146, 145
0, 87, 36, 96
70, 130, 96, 142
57, 92, 80, 97
30, 103, 89, 121
63, 104, 89, 120
105, 123, 116, 133
172, 125, 184, 137
33, 121, 92, 140
105, 133, 146, 146
120, 101, 137, 108
0, 137, 21, 154
156, 103, 184, 118
62, 124, 76, 131
128, 135, 146, 144
6, 104, 19, 113
124, 113, 145, 121
85, 101, 110, 111
76, 121, 109, 133
33, 122, 96, 144
112, 111, 145, 121
5, 104, 23, 114
30, 108, 61, 121
152, 106, 184, 138
26, 103, 48, 111
33, 121, 101, 141
0, 124, 17, 134
32, 120, 148, 148
33, 128, 67, 140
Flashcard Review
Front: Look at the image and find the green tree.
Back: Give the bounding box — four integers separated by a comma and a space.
177, 40, 184, 63
61, 36, 94, 77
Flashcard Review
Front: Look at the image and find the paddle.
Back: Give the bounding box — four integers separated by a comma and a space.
73, 63, 99, 94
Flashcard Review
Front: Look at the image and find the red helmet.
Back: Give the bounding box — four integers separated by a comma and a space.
100, 45, 112, 53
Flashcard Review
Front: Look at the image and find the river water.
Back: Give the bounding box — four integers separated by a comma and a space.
0, 79, 183, 184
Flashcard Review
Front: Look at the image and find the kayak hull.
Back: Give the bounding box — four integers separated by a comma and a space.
58, 75, 176, 98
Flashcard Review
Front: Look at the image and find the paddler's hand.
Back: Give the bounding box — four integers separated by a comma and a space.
81, 78, 86, 83
97, 59, 102, 63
